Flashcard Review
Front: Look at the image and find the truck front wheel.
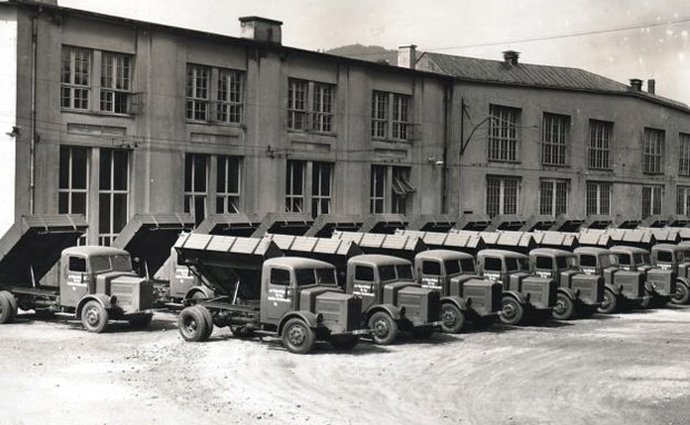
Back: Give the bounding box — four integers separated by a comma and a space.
598, 288, 618, 314
368, 311, 398, 345
81, 301, 109, 333
671, 282, 690, 305
0, 291, 17, 324
552, 293, 575, 320
282, 318, 315, 354
178, 306, 210, 342
441, 303, 465, 333
500, 296, 524, 326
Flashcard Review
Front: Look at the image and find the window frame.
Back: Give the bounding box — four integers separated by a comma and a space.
486, 176, 520, 217
61, 46, 91, 111
98, 149, 129, 246
642, 185, 663, 219
488, 104, 520, 162
643, 128, 665, 175
371, 91, 411, 141
539, 178, 569, 217
216, 155, 242, 214
588, 120, 612, 170
311, 162, 332, 217
216, 69, 244, 124
680, 133, 690, 176
370, 165, 386, 214
541, 113, 570, 166
677, 185, 690, 216
185, 64, 211, 122
586, 181, 611, 216
100, 51, 132, 115
184, 154, 209, 225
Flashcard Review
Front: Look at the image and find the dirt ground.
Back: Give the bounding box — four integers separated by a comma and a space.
2, 306, 690, 425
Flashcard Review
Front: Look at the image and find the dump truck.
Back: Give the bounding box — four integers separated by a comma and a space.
174, 233, 368, 354
651, 243, 690, 304
572, 246, 646, 313
610, 245, 676, 308
414, 249, 502, 331
528, 248, 604, 320
475, 249, 558, 325
0, 215, 154, 332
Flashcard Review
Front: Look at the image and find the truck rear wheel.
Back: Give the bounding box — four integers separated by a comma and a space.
195, 305, 214, 340
598, 287, 618, 314
368, 311, 398, 345
331, 335, 359, 351
282, 318, 315, 354
552, 293, 575, 320
0, 291, 17, 324
671, 281, 690, 305
178, 306, 210, 342
441, 303, 465, 333
500, 296, 524, 326
81, 300, 109, 333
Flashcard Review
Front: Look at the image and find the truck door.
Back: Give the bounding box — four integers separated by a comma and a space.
265, 267, 294, 322
352, 265, 377, 311
60, 255, 90, 308
420, 261, 444, 292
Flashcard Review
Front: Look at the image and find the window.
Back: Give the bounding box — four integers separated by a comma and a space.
589, 120, 612, 169
535, 256, 553, 269
311, 162, 332, 217
371, 91, 411, 141
186, 65, 210, 121
643, 128, 665, 174
586, 182, 611, 215
539, 179, 568, 216
59, 146, 88, 217
542, 113, 569, 166
680, 133, 690, 176
98, 149, 129, 246
184, 154, 208, 225
422, 261, 441, 275
392, 167, 414, 214
100, 52, 132, 114
217, 69, 243, 124
68, 257, 87, 273
483, 257, 502, 272
370, 165, 386, 213
286, 160, 305, 213
642, 185, 663, 219
579, 255, 596, 267
444, 260, 461, 275
657, 251, 673, 262
486, 176, 519, 217
216, 156, 241, 214
355, 266, 374, 282
488, 105, 519, 162
61, 47, 91, 110
677, 186, 690, 216
288, 79, 334, 133
270, 269, 291, 286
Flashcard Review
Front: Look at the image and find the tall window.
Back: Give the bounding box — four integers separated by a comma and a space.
313, 83, 334, 133
184, 154, 208, 225
217, 69, 243, 124
677, 186, 690, 216
486, 176, 520, 217
186, 65, 210, 121
59, 146, 88, 217
311, 162, 332, 217
392, 167, 414, 214
542, 113, 569, 166
643, 128, 665, 174
98, 149, 129, 246
642, 185, 663, 219
287, 80, 334, 133
370, 165, 386, 213
679, 133, 690, 176
100, 52, 132, 114
586, 182, 611, 215
371, 91, 411, 141
216, 156, 241, 214
61, 47, 91, 110
288, 80, 308, 131
488, 105, 519, 162
588, 120, 612, 169
539, 179, 568, 216
286, 160, 305, 213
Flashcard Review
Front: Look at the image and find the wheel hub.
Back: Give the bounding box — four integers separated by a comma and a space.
183, 317, 197, 334
85, 307, 99, 326
373, 319, 389, 337
503, 303, 516, 319
443, 310, 457, 326
288, 326, 305, 346
554, 300, 566, 314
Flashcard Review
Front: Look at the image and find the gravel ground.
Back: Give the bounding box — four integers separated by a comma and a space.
2, 306, 690, 425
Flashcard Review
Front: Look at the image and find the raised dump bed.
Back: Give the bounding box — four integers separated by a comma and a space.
359, 214, 408, 234
531, 231, 578, 251
552, 214, 586, 232
303, 214, 364, 238
395, 229, 485, 255
575, 231, 614, 249
455, 213, 492, 231
581, 215, 613, 230
195, 213, 262, 236
250, 212, 314, 237
638, 227, 682, 245
489, 215, 526, 231
613, 215, 641, 229
599, 228, 657, 250
641, 215, 670, 228
450, 230, 536, 254
406, 214, 458, 233
521, 215, 556, 232
331, 230, 426, 261
668, 215, 690, 228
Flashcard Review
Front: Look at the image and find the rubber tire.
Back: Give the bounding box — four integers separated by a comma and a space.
178, 306, 210, 342
638, 289, 652, 309
281, 318, 316, 354
0, 291, 16, 324
412, 326, 435, 339
598, 287, 619, 314
368, 311, 399, 345
440, 302, 465, 333
195, 305, 214, 340
81, 300, 109, 333
552, 292, 575, 320
671, 282, 690, 305
128, 313, 153, 329
331, 335, 360, 351
500, 296, 525, 326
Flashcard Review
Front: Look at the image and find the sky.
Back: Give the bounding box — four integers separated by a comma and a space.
61, 0, 690, 103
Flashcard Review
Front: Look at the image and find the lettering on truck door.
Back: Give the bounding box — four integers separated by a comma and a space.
60, 255, 90, 308
266, 267, 293, 321
353, 265, 377, 311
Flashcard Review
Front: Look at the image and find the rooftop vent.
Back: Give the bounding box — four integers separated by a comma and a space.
630, 78, 643, 91
502, 50, 520, 66
239, 16, 283, 45
647, 79, 656, 95
398, 44, 417, 69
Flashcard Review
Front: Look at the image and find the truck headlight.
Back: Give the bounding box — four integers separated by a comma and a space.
110, 295, 118, 305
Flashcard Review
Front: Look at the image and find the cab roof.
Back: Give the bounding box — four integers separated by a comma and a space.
573, 246, 611, 255
63, 246, 130, 257
477, 249, 528, 259
652, 243, 685, 252
263, 256, 334, 269
416, 249, 473, 261
348, 254, 411, 267
610, 245, 650, 255
529, 248, 574, 257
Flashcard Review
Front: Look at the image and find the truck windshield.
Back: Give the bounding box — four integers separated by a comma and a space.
295, 268, 317, 286
379, 265, 397, 282
444, 260, 461, 275
111, 255, 132, 271
600, 255, 617, 268
91, 254, 132, 273
315, 268, 337, 285
460, 258, 475, 273
396, 265, 413, 280
505, 257, 527, 272
556, 255, 573, 269
635, 253, 650, 265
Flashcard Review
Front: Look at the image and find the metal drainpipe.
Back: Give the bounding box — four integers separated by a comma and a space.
29, 15, 37, 214
441, 83, 452, 214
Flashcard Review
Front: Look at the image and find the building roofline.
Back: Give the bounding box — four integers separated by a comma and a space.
239, 16, 283, 25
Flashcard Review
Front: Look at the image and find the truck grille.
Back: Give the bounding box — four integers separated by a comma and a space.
615, 271, 645, 298
647, 269, 676, 297
571, 274, 604, 305
521, 277, 557, 309
398, 288, 440, 325
463, 281, 501, 316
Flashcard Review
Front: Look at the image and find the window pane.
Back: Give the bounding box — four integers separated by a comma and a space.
72, 147, 88, 190
113, 193, 128, 233
193, 156, 207, 192
99, 149, 112, 190
99, 194, 110, 233
113, 150, 128, 191
72, 193, 87, 215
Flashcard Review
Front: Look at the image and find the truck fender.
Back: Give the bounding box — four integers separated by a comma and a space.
76, 294, 113, 319
605, 283, 621, 296
677, 277, 690, 289
278, 310, 320, 336
502, 290, 527, 306
184, 285, 215, 301
440, 295, 467, 312
557, 287, 578, 301
365, 304, 402, 322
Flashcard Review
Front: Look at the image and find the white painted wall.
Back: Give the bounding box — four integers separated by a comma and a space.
0, 8, 17, 234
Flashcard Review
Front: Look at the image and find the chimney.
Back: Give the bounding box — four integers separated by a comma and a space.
239, 16, 283, 44
502, 50, 520, 66
398, 44, 417, 69
647, 79, 656, 95
629, 78, 643, 91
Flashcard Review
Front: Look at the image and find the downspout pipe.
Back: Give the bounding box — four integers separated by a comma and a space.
29, 14, 37, 214
441, 83, 452, 214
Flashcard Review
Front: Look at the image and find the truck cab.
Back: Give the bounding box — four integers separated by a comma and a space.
529, 248, 604, 320
346, 254, 441, 344
572, 246, 646, 314
475, 249, 558, 326
414, 249, 502, 332
651, 243, 690, 304
611, 245, 676, 307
